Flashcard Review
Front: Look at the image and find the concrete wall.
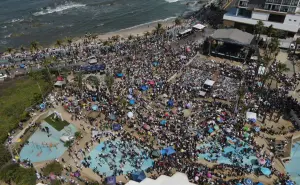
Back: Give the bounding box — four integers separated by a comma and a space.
251, 11, 269, 21
284, 14, 300, 27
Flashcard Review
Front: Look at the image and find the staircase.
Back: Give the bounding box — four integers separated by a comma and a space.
126, 172, 195, 185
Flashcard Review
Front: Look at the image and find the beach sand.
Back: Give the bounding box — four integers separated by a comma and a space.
74, 17, 177, 44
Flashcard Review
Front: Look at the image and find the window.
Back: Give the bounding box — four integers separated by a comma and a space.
288, 6, 297, 12
271, 4, 280, 11
280, 5, 289, 12
291, 0, 298, 6
264, 4, 271, 10
282, 0, 291, 5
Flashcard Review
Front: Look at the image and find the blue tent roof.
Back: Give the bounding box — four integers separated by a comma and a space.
208, 127, 214, 133
244, 178, 253, 185
92, 105, 98, 111
20, 64, 25, 68
40, 103, 46, 109
167, 100, 174, 107
152, 61, 159, 67
257, 182, 264, 185
161, 146, 176, 156
286, 180, 294, 185
112, 124, 121, 131
131, 171, 146, 182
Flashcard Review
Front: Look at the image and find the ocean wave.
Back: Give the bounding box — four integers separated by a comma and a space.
33, 2, 86, 16
165, 0, 179, 3
5, 18, 24, 24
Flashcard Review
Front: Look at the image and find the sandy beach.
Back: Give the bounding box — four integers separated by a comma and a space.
74, 17, 178, 44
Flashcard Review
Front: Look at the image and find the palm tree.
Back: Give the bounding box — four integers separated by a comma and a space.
294, 37, 300, 54
144, 31, 151, 39
76, 72, 83, 91
254, 20, 264, 42
276, 63, 289, 75
91, 34, 98, 43
30, 41, 40, 53
86, 75, 100, 89
267, 37, 280, 59
65, 37, 72, 47
175, 17, 182, 26
74, 131, 82, 140
154, 23, 165, 35
20, 46, 26, 53
64, 140, 73, 148
42, 57, 53, 83
112, 35, 120, 42
55, 39, 63, 48
128, 34, 134, 41
105, 73, 114, 94
6, 47, 13, 54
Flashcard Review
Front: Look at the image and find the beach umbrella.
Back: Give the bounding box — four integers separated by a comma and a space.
195, 176, 199, 181
244, 178, 253, 185
57, 76, 64, 81
127, 112, 133, 118
148, 80, 155, 85
143, 124, 150, 130
258, 158, 266, 165
127, 95, 133, 99
260, 167, 271, 176
244, 132, 250, 138
286, 180, 294, 185
160, 120, 167, 125
91, 105, 98, 111
129, 99, 135, 105
152, 61, 159, 67
140, 85, 149, 91
186, 103, 191, 108
254, 127, 260, 132
20, 64, 25, 68
183, 109, 191, 117
216, 116, 224, 123
214, 125, 220, 130
257, 183, 264, 185
116, 73, 123, 78
164, 112, 170, 117
109, 114, 116, 120
207, 173, 212, 178
225, 128, 231, 133
74, 171, 80, 177
40, 103, 46, 110
171, 107, 177, 114
131, 171, 146, 182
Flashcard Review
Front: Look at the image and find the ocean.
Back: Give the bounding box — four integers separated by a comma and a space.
0, 0, 207, 52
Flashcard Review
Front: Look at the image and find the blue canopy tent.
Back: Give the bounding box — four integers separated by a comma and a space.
20, 64, 25, 68
244, 178, 253, 185
257, 183, 264, 185
286, 180, 294, 185
260, 167, 271, 176
131, 171, 146, 182
160, 120, 167, 125
112, 124, 121, 131
129, 99, 135, 105
92, 105, 98, 111
109, 114, 116, 120
254, 127, 260, 132
236, 183, 243, 185
140, 85, 149, 91
167, 100, 174, 107
208, 127, 214, 133
97, 64, 106, 70
116, 73, 123, 78
161, 146, 176, 156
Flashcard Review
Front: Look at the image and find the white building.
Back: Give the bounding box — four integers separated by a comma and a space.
223, 0, 300, 37
125, 172, 195, 185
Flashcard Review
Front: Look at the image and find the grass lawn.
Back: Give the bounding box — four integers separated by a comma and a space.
0, 76, 51, 143
44, 114, 69, 131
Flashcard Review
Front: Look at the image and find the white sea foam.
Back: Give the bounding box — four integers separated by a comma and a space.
165, 0, 179, 3
33, 2, 86, 16
5, 19, 24, 23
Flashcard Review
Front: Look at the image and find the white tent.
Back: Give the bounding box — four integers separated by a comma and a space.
179, 29, 192, 36
36, 183, 47, 185
88, 58, 97, 64
246, 112, 257, 122
54, 80, 66, 87
199, 91, 206, 96
204, 79, 215, 87
60, 136, 74, 143
192, 24, 206, 31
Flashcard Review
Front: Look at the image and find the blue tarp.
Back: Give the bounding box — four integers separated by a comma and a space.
152, 61, 159, 67
140, 85, 149, 91
244, 178, 253, 185
109, 114, 116, 120
208, 127, 214, 133
254, 127, 260, 132
260, 167, 271, 176
167, 100, 174, 107
286, 180, 294, 185
129, 99, 135, 105
80, 64, 105, 72
257, 182, 264, 185
40, 103, 46, 109
20, 64, 25, 68
112, 124, 121, 131
161, 146, 176, 156
116, 73, 123, 78
160, 120, 167, 125
131, 171, 146, 182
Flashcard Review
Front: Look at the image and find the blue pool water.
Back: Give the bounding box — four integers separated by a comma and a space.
20, 121, 77, 162
87, 140, 153, 176
198, 142, 258, 167
285, 142, 300, 185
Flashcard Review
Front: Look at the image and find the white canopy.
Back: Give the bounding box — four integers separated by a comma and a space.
36, 183, 47, 185
246, 112, 257, 122
88, 58, 97, 64
204, 79, 215, 87
179, 29, 192, 35
199, 91, 206, 96
127, 112, 133, 118
54, 80, 66, 87
60, 136, 74, 143
192, 24, 206, 30
258, 66, 266, 75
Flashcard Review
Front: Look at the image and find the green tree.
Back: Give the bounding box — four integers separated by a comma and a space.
128, 34, 134, 41
0, 163, 36, 185
30, 41, 40, 52
65, 37, 72, 47
294, 37, 300, 54
55, 39, 63, 48
64, 140, 73, 148
87, 75, 100, 89
105, 73, 114, 93
254, 20, 264, 41
51, 179, 62, 185
144, 31, 151, 39
28, 70, 44, 101
175, 17, 182, 26
74, 131, 82, 140
154, 23, 165, 35
0, 145, 12, 167
43, 161, 63, 176
267, 37, 280, 58
20, 46, 26, 53
6, 47, 14, 54
75, 72, 83, 91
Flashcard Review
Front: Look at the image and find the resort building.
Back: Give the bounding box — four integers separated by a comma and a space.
223, 0, 300, 37
125, 172, 195, 185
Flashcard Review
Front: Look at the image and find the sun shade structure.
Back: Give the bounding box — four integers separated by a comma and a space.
192, 24, 206, 30
204, 79, 215, 87
211, 29, 255, 46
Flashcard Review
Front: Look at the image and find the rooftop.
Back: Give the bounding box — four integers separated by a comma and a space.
211, 29, 255, 46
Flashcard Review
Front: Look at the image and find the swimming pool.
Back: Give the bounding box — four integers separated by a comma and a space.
198, 141, 258, 167
285, 142, 300, 185
87, 140, 153, 176
20, 121, 77, 162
